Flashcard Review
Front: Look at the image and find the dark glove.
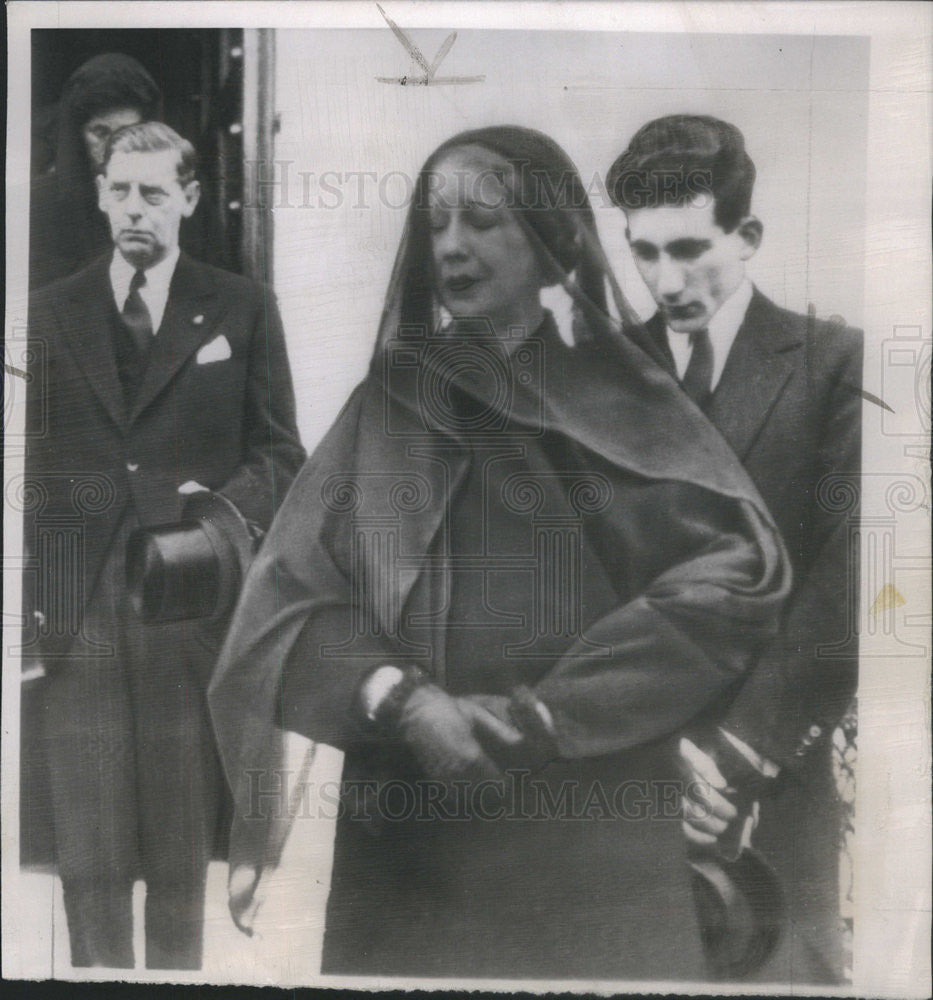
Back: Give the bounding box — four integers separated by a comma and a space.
460, 687, 560, 774
390, 682, 507, 784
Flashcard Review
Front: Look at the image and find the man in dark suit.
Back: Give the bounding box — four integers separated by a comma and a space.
605, 115, 861, 983
23, 121, 305, 969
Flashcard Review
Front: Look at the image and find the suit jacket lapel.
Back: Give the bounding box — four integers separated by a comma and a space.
129, 252, 220, 424
60, 256, 127, 431
706, 288, 802, 460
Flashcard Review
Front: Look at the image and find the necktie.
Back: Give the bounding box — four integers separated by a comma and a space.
122, 269, 153, 356
680, 328, 713, 407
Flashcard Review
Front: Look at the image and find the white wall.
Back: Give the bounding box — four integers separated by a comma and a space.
271, 29, 869, 450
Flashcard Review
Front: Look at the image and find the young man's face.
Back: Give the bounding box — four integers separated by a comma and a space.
97, 148, 200, 269
625, 199, 759, 333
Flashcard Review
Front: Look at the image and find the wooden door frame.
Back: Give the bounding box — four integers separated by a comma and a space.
241, 28, 276, 286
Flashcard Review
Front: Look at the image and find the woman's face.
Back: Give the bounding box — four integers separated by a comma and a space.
427, 146, 546, 335
82, 106, 143, 168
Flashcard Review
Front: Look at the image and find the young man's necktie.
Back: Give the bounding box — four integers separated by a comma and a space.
680, 328, 713, 408
122, 269, 153, 356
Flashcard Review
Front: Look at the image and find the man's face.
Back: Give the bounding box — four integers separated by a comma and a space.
82, 107, 144, 168
625, 199, 759, 333
97, 148, 200, 269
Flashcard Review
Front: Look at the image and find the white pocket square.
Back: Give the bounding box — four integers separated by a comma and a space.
196, 335, 232, 364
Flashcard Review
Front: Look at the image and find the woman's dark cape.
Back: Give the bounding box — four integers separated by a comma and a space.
208, 312, 790, 878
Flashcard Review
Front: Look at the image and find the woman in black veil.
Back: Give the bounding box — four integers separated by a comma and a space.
209, 126, 789, 980
29, 54, 161, 288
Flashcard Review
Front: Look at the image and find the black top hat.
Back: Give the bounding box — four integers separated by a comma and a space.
689, 848, 786, 979
126, 490, 256, 625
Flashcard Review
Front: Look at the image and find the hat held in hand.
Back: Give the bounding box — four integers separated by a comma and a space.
126, 490, 256, 624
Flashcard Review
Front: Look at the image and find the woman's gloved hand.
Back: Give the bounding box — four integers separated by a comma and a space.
455, 694, 524, 757
459, 691, 559, 773
398, 683, 508, 782
358, 666, 559, 783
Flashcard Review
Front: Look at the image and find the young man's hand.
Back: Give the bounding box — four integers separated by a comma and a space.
679, 735, 771, 860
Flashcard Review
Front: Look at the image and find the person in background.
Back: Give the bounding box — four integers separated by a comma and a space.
606, 113, 862, 983
24, 122, 305, 968
29, 52, 226, 288
30, 53, 161, 288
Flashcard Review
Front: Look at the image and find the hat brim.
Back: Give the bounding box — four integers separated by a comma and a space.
126, 491, 256, 625
181, 490, 254, 586
689, 849, 785, 979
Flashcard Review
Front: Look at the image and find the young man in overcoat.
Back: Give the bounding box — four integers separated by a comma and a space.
607, 114, 862, 983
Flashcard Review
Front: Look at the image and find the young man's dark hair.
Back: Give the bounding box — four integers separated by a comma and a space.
605, 114, 756, 233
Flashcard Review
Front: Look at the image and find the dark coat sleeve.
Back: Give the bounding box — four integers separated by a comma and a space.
226, 388, 404, 753
533, 480, 783, 759
216, 286, 305, 531
720, 323, 862, 770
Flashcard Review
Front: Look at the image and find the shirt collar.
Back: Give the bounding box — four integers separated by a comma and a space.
109, 245, 181, 308
664, 276, 754, 389
706, 276, 754, 346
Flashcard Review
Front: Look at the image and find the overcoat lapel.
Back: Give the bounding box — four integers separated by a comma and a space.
626, 291, 803, 463
705, 289, 802, 461
129, 253, 221, 424
60, 256, 127, 430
